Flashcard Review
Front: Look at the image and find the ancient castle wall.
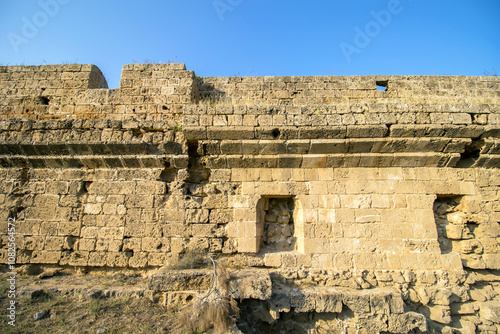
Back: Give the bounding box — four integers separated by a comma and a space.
0, 63, 499, 332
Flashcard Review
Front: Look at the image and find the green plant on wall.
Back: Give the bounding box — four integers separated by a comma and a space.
168, 122, 183, 133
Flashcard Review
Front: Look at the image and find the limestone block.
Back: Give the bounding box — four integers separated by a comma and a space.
342, 292, 371, 313
210, 169, 231, 182
481, 238, 500, 254
455, 320, 476, 333
147, 253, 167, 267
475, 223, 500, 238
317, 210, 336, 225
313, 291, 343, 313
25, 205, 56, 220
447, 211, 467, 225
334, 209, 354, 223
86, 251, 106, 266
185, 208, 209, 223
170, 238, 188, 253
460, 182, 476, 195
45, 181, 68, 194
296, 254, 312, 267
347, 125, 388, 138
355, 209, 381, 223
97, 215, 124, 227
370, 291, 400, 315
282, 254, 297, 267
340, 195, 371, 209
231, 169, 246, 182
97, 227, 124, 240
310, 254, 333, 268
479, 301, 500, 324
60, 251, 89, 266
482, 254, 500, 269
95, 239, 110, 251
264, 253, 282, 267
372, 195, 392, 209
44, 236, 65, 251
80, 226, 98, 239
125, 195, 154, 208
406, 194, 435, 209
238, 237, 259, 253
310, 140, 347, 154
106, 252, 130, 267
319, 195, 341, 209
388, 312, 427, 333
123, 238, 142, 252
84, 203, 102, 215
30, 250, 61, 264
191, 224, 217, 237
385, 254, 402, 268
445, 224, 469, 240
33, 194, 60, 207
58, 222, 81, 236
241, 182, 255, 195
136, 181, 166, 194
129, 252, 148, 268
450, 302, 478, 315
419, 305, 452, 324
255, 168, 273, 181
271, 169, 292, 182
78, 239, 96, 251
142, 222, 161, 237
209, 209, 233, 224
164, 223, 191, 238
302, 155, 327, 168
462, 254, 487, 269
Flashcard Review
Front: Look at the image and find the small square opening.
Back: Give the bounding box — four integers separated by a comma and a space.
376, 81, 388, 91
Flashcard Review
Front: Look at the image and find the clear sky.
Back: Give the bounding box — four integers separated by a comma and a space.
1, 0, 499, 88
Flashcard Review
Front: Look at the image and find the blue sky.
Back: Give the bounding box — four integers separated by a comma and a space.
1, 0, 499, 88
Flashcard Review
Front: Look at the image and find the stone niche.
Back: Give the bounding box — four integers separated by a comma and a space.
257, 196, 299, 253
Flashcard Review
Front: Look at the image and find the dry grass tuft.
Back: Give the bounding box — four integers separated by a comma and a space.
175, 259, 239, 334
166, 250, 207, 270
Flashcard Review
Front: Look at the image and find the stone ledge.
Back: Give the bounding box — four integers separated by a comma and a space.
147, 268, 272, 301
203, 152, 459, 169
0, 154, 186, 168
213, 138, 471, 155
0, 142, 176, 156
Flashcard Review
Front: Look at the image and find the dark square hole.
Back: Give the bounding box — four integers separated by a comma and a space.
376, 81, 388, 91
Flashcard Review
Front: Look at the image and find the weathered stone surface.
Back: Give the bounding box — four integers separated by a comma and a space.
228, 269, 272, 300
147, 269, 212, 292
479, 301, 500, 324
0, 64, 499, 333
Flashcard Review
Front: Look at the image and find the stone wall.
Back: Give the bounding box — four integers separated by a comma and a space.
0, 63, 499, 333
199, 75, 500, 105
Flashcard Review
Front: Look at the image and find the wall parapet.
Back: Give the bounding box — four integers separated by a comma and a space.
1, 63, 499, 122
